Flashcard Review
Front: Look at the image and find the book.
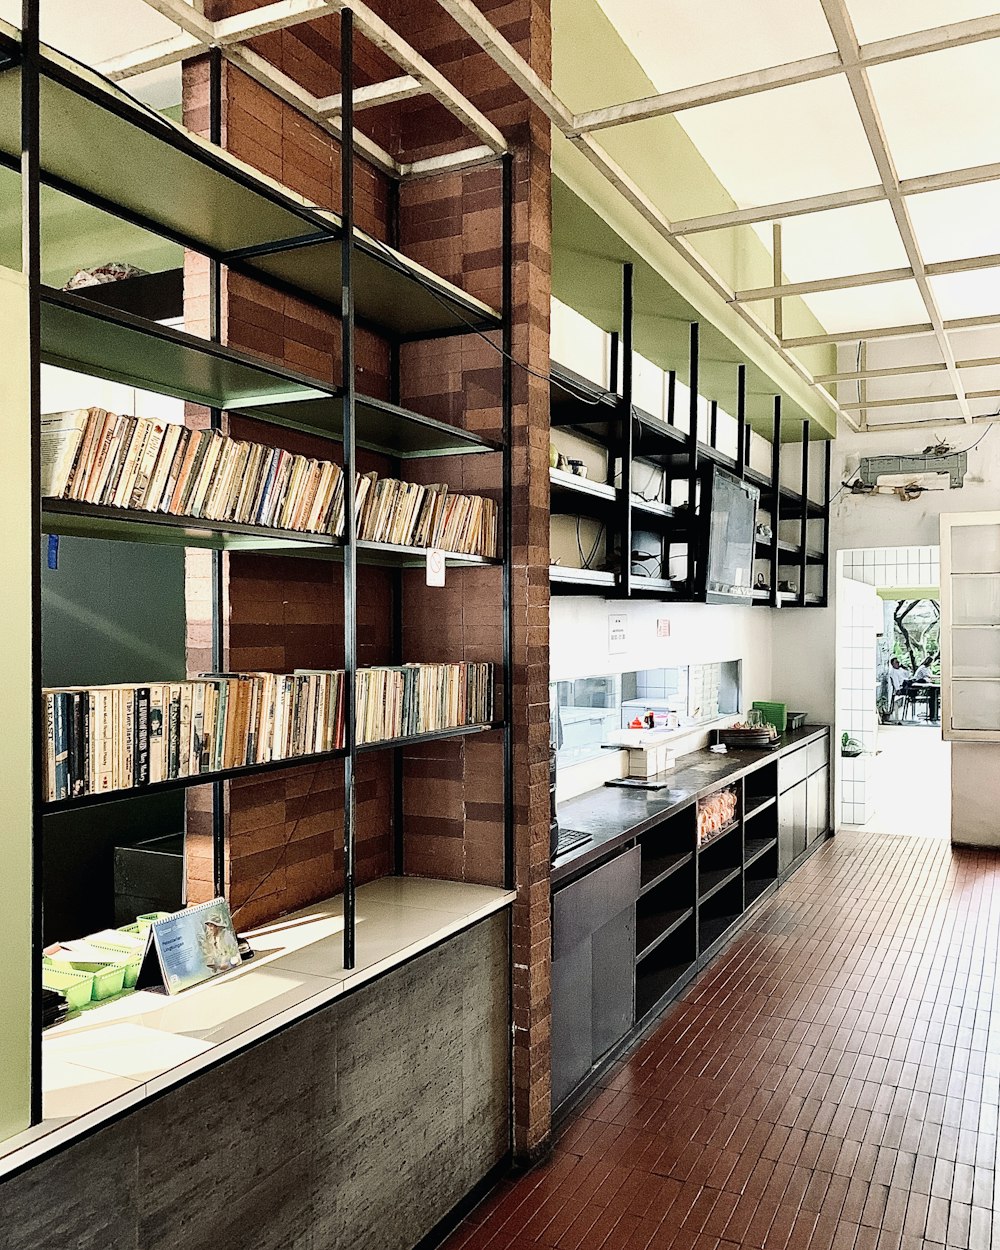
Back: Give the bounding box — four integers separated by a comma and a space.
40, 409, 91, 498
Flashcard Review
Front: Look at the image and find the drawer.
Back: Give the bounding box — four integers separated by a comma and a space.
553, 846, 641, 960
807, 735, 829, 775
778, 745, 809, 792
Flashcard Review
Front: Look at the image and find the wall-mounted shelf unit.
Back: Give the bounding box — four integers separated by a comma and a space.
8, 3, 513, 1140
547, 263, 832, 606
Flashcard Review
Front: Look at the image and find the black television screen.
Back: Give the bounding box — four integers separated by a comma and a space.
702, 467, 759, 604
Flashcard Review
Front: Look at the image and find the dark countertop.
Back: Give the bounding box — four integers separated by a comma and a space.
553, 724, 830, 885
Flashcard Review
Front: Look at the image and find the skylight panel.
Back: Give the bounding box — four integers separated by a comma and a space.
677, 76, 880, 208
869, 43, 1000, 180
593, 0, 835, 94
795, 279, 928, 333
0, 0, 181, 64
751, 201, 907, 284
846, 0, 1000, 47
907, 183, 1000, 266
930, 269, 1000, 321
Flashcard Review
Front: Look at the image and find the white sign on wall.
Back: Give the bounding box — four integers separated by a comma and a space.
608, 613, 628, 654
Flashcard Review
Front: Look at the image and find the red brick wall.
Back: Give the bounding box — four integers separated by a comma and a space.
184, 0, 552, 1157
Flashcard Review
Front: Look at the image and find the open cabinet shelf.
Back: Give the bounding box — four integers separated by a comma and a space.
0, 23, 500, 340
7, 2, 515, 1150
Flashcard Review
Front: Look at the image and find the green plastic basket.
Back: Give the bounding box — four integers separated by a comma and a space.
752, 700, 787, 733
90, 963, 127, 1001
42, 964, 94, 1011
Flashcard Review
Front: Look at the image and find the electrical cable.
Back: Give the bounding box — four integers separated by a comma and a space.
575, 515, 604, 570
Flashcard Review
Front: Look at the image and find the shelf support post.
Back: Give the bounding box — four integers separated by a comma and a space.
821, 439, 832, 606
769, 397, 782, 608
502, 152, 514, 892
618, 263, 634, 597
208, 46, 227, 905
22, 0, 42, 1130
799, 420, 810, 606
341, 7, 358, 971
735, 363, 747, 479
666, 369, 676, 428
686, 322, 700, 595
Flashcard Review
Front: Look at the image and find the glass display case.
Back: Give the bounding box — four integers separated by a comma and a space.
941, 512, 1000, 740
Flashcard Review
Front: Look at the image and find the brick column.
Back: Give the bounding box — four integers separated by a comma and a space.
186, 0, 553, 1157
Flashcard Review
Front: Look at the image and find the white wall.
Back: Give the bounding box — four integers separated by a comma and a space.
772, 423, 997, 726
550, 596, 773, 704
832, 423, 1000, 548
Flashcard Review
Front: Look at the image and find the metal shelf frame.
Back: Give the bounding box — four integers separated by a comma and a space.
17, 0, 514, 1130
548, 260, 832, 605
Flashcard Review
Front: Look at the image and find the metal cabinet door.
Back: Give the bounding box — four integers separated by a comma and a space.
778, 780, 807, 871
807, 765, 830, 845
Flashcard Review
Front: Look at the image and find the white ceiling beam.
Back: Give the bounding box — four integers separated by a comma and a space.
785, 312, 1000, 348
737, 251, 1000, 303
819, 356, 1000, 383
672, 161, 1000, 237
346, 0, 507, 153
820, 0, 971, 421
434, 0, 575, 129
99, 32, 203, 80
861, 413, 1000, 432
317, 75, 424, 116
841, 388, 1000, 412
401, 145, 499, 178
136, 0, 506, 156
569, 52, 845, 135
138, 0, 214, 40
222, 44, 401, 177
570, 11, 1000, 137
210, 0, 339, 43
672, 185, 885, 236
863, 12, 1000, 65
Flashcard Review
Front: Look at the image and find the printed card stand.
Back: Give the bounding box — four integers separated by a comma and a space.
135, 898, 243, 995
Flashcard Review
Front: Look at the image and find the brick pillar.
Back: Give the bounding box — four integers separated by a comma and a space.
186, 0, 553, 1157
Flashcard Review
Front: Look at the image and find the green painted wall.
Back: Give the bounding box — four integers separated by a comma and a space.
0, 264, 33, 1142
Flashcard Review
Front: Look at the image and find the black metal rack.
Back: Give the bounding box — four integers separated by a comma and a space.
14, 1, 513, 1125
548, 262, 832, 607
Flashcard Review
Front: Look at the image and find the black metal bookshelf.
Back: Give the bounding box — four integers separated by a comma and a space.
547, 263, 832, 606
12, 1, 513, 1128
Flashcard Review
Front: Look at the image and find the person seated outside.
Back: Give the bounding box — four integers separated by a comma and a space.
913, 655, 937, 683
887, 656, 910, 722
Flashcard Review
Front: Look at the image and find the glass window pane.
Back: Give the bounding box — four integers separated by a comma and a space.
952, 628, 1000, 680
951, 524, 1000, 575
952, 680, 1000, 732
952, 574, 1000, 626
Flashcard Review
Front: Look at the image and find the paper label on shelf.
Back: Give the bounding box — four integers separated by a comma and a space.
426, 547, 446, 587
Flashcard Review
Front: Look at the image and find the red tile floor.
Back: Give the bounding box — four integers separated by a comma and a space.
444, 832, 1000, 1250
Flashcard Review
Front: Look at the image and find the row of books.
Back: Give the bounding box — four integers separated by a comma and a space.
42, 662, 494, 800
43, 672, 345, 801
356, 473, 498, 558
41, 409, 348, 536
40, 408, 498, 557
355, 662, 494, 745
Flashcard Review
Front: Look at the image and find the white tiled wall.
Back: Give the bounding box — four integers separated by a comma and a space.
837, 576, 881, 826
836, 546, 940, 826
841, 546, 939, 588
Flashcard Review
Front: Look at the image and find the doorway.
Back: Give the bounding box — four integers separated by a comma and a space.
836, 547, 950, 837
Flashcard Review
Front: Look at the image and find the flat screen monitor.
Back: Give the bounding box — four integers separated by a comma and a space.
702, 466, 759, 604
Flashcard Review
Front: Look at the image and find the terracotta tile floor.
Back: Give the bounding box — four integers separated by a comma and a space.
444, 832, 1000, 1250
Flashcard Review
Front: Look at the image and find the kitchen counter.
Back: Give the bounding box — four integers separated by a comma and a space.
553, 725, 829, 884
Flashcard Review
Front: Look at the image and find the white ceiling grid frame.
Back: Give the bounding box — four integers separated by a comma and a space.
106, 0, 1000, 431
816, 0, 971, 422
434, 0, 850, 431
119, 0, 508, 179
